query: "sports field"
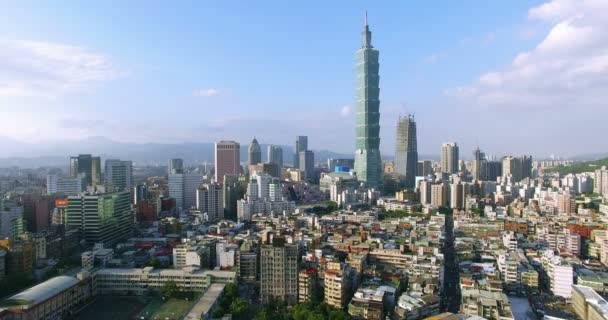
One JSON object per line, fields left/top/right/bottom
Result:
{"left": 74, "top": 296, "right": 195, "bottom": 320}
{"left": 74, "top": 296, "right": 146, "bottom": 320}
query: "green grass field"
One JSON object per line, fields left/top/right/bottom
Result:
{"left": 74, "top": 296, "right": 194, "bottom": 320}
{"left": 134, "top": 297, "right": 195, "bottom": 320}
{"left": 74, "top": 296, "right": 146, "bottom": 320}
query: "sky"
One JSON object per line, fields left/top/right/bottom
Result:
{"left": 0, "top": 0, "right": 607, "bottom": 159}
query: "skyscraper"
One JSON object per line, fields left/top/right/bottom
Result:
{"left": 104, "top": 159, "right": 133, "bottom": 192}
{"left": 472, "top": 147, "right": 487, "bottom": 181}
{"left": 441, "top": 143, "right": 459, "bottom": 174}
{"left": 168, "top": 158, "right": 184, "bottom": 175}
{"left": 248, "top": 137, "right": 262, "bottom": 166}
{"left": 70, "top": 154, "right": 102, "bottom": 187}
{"left": 354, "top": 13, "right": 382, "bottom": 189}
{"left": 394, "top": 115, "right": 418, "bottom": 188}
{"left": 215, "top": 141, "right": 241, "bottom": 183}
{"left": 294, "top": 136, "right": 308, "bottom": 168}
{"left": 169, "top": 173, "right": 203, "bottom": 210}
{"left": 267, "top": 145, "right": 284, "bottom": 168}
{"left": 299, "top": 150, "right": 315, "bottom": 183}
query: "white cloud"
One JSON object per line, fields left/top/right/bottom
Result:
{"left": 449, "top": 0, "right": 608, "bottom": 109}
{"left": 192, "top": 88, "right": 221, "bottom": 97}
{"left": 423, "top": 52, "right": 446, "bottom": 64}
{"left": 340, "top": 105, "right": 353, "bottom": 117}
{"left": 0, "top": 40, "right": 123, "bottom": 98}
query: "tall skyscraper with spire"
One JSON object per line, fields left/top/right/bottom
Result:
{"left": 354, "top": 12, "right": 382, "bottom": 189}
{"left": 395, "top": 115, "right": 417, "bottom": 188}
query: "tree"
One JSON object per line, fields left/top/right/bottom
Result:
{"left": 230, "top": 297, "right": 250, "bottom": 319}
{"left": 160, "top": 280, "right": 179, "bottom": 299}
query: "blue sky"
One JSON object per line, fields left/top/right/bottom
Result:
{"left": 1, "top": 0, "right": 607, "bottom": 158}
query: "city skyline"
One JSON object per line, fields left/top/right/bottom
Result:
{"left": 1, "top": 1, "right": 606, "bottom": 158}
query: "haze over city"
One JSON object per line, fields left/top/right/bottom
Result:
{"left": 1, "top": 1, "right": 606, "bottom": 158}
{"left": 1, "top": 2, "right": 608, "bottom": 320}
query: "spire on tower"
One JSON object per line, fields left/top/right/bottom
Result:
{"left": 361, "top": 10, "right": 372, "bottom": 48}
{"left": 365, "top": 10, "right": 368, "bottom": 26}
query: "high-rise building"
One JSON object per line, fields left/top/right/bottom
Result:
{"left": 417, "top": 160, "right": 433, "bottom": 177}
{"left": 215, "top": 141, "right": 241, "bottom": 184}
{"left": 487, "top": 161, "right": 503, "bottom": 182}
{"left": 248, "top": 137, "right": 262, "bottom": 166}
{"left": 299, "top": 150, "right": 315, "bottom": 183}
{"left": 521, "top": 155, "right": 533, "bottom": 179}
{"left": 431, "top": 182, "right": 449, "bottom": 207}
{"left": 472, "top": 147, "right": 487, "bottom": 181}
{"left": 267, "top": 145, "right": 284, "bottom": 168}
{"left": 260, "top": 237, "right": 298, "bottom": 305}
{"left": 354, "top": 14, "right": 382, "bottom": 189}
{"left": 441, "top": 143, "right": 459, "bottom": 174}
{"left": 0, "top": 199, "right": 24, "bottom": 239}
{"left": 47, "top": 174, "right": 84, "bottom": 196}
{"left": 394, "top": 115, "right": 417, "bottom": 188}
{"left": 104, "top": 159, "right": 133, "bottom": 192}
{"left": 169, "top": 173, "right": 203, "bottom": 210}
{"left": 196, "top": 183, "right": 224, "bottom": 221}
{"left": 223, "top": 175, "right": 242, "bottom": 221}
{"left": 294, "top": 136, "right": 308, "bottom": 169}
{"left": 22, "top": 195, "right": 51, "bottom": 233}
{"left": 324, "top": 262, "right": 353, "bottom": 309}
{"left": 168, "top": 158, "right": 184, "bottom": 175}
{"left": 66, "top": 191, "right": 133, "bottom": 246}
{"left": 502, "top": 156, "right": 523, "bottom": 183}
{"left": 237, "top": 173, "right": 295, "bottom": 221}
{"left": 70, "top": 154, "right": 101, "bottom": 186}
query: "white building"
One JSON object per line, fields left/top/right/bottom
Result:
{"left": 237, "top": 173, "right": 295, "bottom": 221}
{"left": 196, "top": 183, "right": 224, "bottom": 221}
{"left": 46, "top": 174, "right": 84, "bottom": 196}
{"left": 216, "top": 240, "right": 237, "bottom": 269}
{"left": 93, "top": 267, "right": 236, "bottom": 295}
{"left": 542, "top": 252, "right": 574, "bottom": 299}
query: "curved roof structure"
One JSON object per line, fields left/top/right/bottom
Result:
{"left": 2, "top": 276, "right": 80, "bottom": 308}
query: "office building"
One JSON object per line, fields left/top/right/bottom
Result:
{"left": 394, "top": 114, "right": 418, "bottom": 188}
{"left": 502, "top": 156, "right": 522, "bottom": 183}
{"left": 267, "top": 145, "right": 284, "bottom": 168}
{"left": 196, "top": 183, "right": 224, "bottom": 221}
{"left": 169, "top": 173, "right": 204, "bottom": 210}
{"left": 70, "top": 154, "right": 101, "bottom": 186}
{"left": 354, "top": 15, "right": 383, "bottom": 189}
{"left": 472, "top": 147, "right": 487, "bottom": 181}
{"left": 294, "top": 136, "right": 308, "bottom": 168}
{"left": 215, "top": 141, "right": 241, "bottom": 184}
{"left": 47, "top": 174, "right": 84, "bottom": 196}
{"left": 487, "top": 161, "right": 503, "bottom": 182}
{"left": 299, "top": 150, "right": 315, "bottom": 183}
{"left": 248, "top": 137, "right": 262, "bottom": 166}
{"left": 441, "top": 143, "right": 459, "bottom": 174}
{"left": 0, "top": 199, "right": 24, "bottom": 239}
{"left": 260, "top": 237, "right": 298, "bottom": 305}
{"left": 237, "top": 240, "right": 258, "bottom": 284}
{"left": 417, "top": 160, "right": 433, "bottom": 177}
{"left": 0, "top": 236, "right": 35, "bottom": 274}
{"left": 22, "top": 195, "right": 51, "bottom": 233}
{"left": 168, "top": 158, "right": 184, "bottom": 175}
{"left": 104, "top": 159, "right": 133, "bottom": 192}
{"left": 66, "top": 191, "right": 133, "bottom": 246}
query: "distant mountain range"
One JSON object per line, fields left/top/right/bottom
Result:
{"left": 0, "top": 136, "right": 379, "bottom": 168}
{"left": 0, "top": 136, "right": 601, "bottom": 168}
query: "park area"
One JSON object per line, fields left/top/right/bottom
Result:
{"left": 74, "top": 296, "right": 195, "bottom": 320}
